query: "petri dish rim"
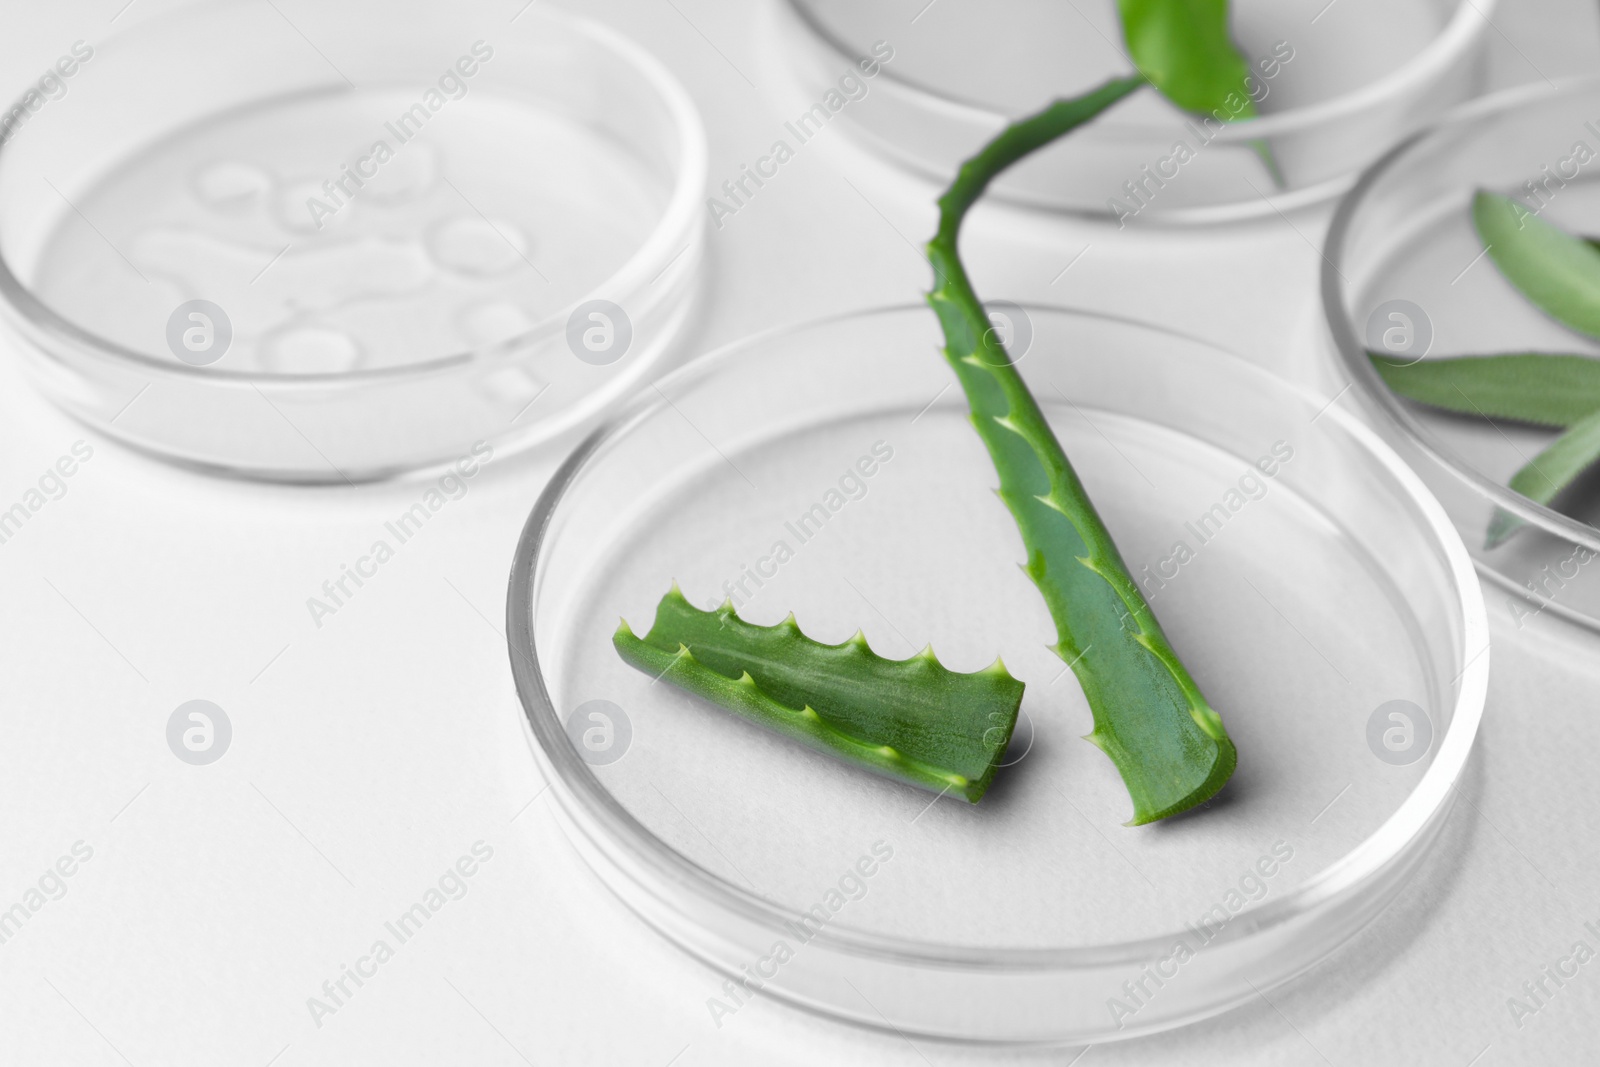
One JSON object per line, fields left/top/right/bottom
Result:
{"left": 0, "top": 0, "right": 707, "bottom": 389}
{"left": 505, "top": 302, "right": 1489, "bottom": 973}
{"left": 1322, "top": 77, "right": 1600, "bottom": 566}
{"left": 780, "top": 0, "right": 1497, "bottom": 144}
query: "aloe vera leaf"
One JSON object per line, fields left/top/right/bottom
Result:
{"left": 926, "top": 79, "right": 1235, "bottom": 826}
{"left": 1484, "top": 408, "right": 1600, "bottom": 548}
{"left": 613, "top": 585, "right": 1025, "bottom": 803}
{"left": 1474, "top": 190, "right": 1600, "bottom": 341}
{"left": 1370, "top": 351, "right": 1600, "bottom": 428}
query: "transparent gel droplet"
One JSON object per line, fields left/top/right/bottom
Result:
{"left": 277, "top": 178, "right": 346, "bottom": 235}
{"left": 193, "top": 161, "right": 273, "bottom": 212}
{"left": 364, "top": 143, "right": 440, "bottom": 206}
{"left": 259, "top": 325, "right": 364, "bottom": 374}
{"left": 428, "top": 216, "right": 529, "bottom": 277}
{"left": 32, "top": 88, "right": 668, "bottom": 376}
{"left": 459, "top": 301, "right": 536, "bottom": 348}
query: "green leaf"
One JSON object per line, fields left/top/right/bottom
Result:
{"left": 614, "top": 585, "right": 1025, "bottom": 803}
{"left": 1117, "top": 0, "right": 1256, "bottom": 118}
{"left": 1486, "top": 408, "right": 1600, "bottom": 548}
{"left": 1474, "top": 190, "right": 1600, "bottom": 341}
{"left": 1116, "top": 0, "right": 1280, "bottom": 186}
{"left": 1370, "top": 351, "right": 1600, "bottom": 428}
{"left": 927, "top": 80, "right": 1235, "bottom": 826}
{"left": 1368, "top": 351, "right": 1600, "bottom": 546}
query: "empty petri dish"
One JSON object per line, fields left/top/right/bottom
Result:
{"left": 506, "top": 305, "right": 1487, "bottom": 1044}
{"left": 767, "top": 0, "right": 1495, "bottom": 222}
{"left": 0, "top": 0, "right": 705, "bottom": 481}
{"left": 1324, "top": 78, "right": 1600, "bottom": 633}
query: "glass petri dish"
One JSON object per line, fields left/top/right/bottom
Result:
{"left": 0, "top": 0, "right": 704, "bottom": 482}
{"left": 506, "top": 305, "right": 1487, "bottom": 1044}
{"left": 1324, "top": 78, "right": 1600, "bottom": 633}
{"left": 767, "top": 0, "right": 1495, "bottom": 223}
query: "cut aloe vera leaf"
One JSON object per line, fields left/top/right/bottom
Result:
{"left": 1486, "top": 408, "right": 1600, "bottom": 548}
{"left": 1474, "top": 189, "right": 1600, "bottom": 341}
{"left": 613, "top": 586, "right": 1024, "bottom": 803}
{"left": 1370, "top": 351, "right": 1600, "bottom": 428}
{"left": 926, "top": 80, "right": 1235, "bottom": 825}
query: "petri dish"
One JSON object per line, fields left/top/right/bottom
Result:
{"left": 0, "top": 0, "right": 705, "bottom": 482}
{"left": 1323, "top": 78, "right": 1600, "bottom": 633}
{"left": 766, "top": 0, "right": 1495, "bottom": 222}
{"left": 506, "top": 305, "right": 1488, "bottom": 1044}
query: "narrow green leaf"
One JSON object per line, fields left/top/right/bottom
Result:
{"left": 614, "top": 585, "right": 1025, "bottom": 803}
{"left": 1486, "top": 408, "right": 1600, "bottom": 548}
{"left": 1474, "top": 190, "right": 1600, "bottom": 341}
{"left": 1117, "top": 0, "right": 1256, "bottom": 118}
{"left": 1370, "top": 351, "right": 1600, "bottom": 428}
{"left": 927, "top": 80, "right": 1235, "bottom": 826}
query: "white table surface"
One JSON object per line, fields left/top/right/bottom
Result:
{"left": 4, "top": 1, "right": 1600, "bottom": 1064}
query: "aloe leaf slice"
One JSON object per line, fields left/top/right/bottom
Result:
{"left": 614, "top": 585, "right": 1024, "bottom": 803}
{"left": 1370, "top": 351, "right": 1600, "bottom": 428}
{"left": 927, "top": 79, "right": 1235, "bottom": 825}
{"left": 1484, "top": 408, "right": 1600, "bottom": 548}
{"left": 1474, "top": 190, "right": 1600, "bottom": 341}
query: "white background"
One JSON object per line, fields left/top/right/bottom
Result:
{"left": 3, "top": 0, "right": 1600, "bottom": 1064}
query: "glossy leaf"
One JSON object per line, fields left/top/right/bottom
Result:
{"left": 927, "top": 79, "right": 1235, "bottom": 826}
{"left": 1475, "top": 190, "right": 1600, "bottom": 341}
{"left": 1117, "top": 0, "right": 1256, "bottom": 118}
{"left": 614, "top": 585, "right": 1024, "bottom": 803}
